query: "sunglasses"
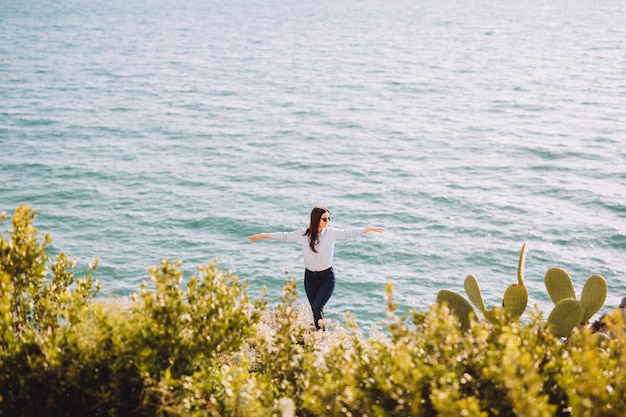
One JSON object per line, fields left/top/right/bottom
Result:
{"left": 321, "top": 217, "right": 331, "bottom": 222}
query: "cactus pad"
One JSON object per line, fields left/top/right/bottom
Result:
{"left": 545, "top": 268, "right": 576, "bottom": 304}
{"left": 580, "top": 274, "right": 607, "bottom": 324}
{"left": 464, "top": 274, "right": 486, "bottom": 312}
{"left": 437, "top": 290, "right": 475, "bottom": 332}
{"left": 503, "top": 284, "right": 528, "bottom": 319}
{"left": 517, "top": 242, "right": 527, "bottom": 286}
{"left": 548, "top": 298, "right": 583, "bottom": 338}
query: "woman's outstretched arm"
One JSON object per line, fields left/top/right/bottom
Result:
{"left": 247, "top": 233, "right": 270, "bottom": 242}
{"left": 364, "top": 227, "right": 384, "bottom": 234}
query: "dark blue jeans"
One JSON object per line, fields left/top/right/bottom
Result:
{"left": 304, "top": 267, "right": 335, "bottom": 330}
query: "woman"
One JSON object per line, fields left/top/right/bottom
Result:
{"left": 247, "top": 206, "right": 384, "bottom": 330}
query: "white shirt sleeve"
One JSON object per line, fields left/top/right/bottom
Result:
{"left": 268, "top": 229, "right": 307, "bottom": 242}
{"left": 332, "top": 227, "right": 366, "bottom": 239}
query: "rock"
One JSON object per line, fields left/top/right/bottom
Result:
{"left": 590, "top": 296, "right": 626, "bottom": 336}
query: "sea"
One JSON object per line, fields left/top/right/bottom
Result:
{"left": 1, "top": 0, "right": 625, "bottom": 331}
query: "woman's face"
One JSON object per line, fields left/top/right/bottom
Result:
{"left": 318, "top": 211, "right": 331, "bottom": 231}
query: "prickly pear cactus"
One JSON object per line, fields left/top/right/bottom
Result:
{"left": 464, "top": 242, "right": 529, "bottom": 325}
{"left": 580, "top": 274, "right": 608, "bottom": 324}
{"left": 548, "top": 298, "right": 583, "bottom": 339}
{"left": 464, "top": 274, "right": 487, "bottom": 314}
{"left": 544, "top": 268, "right": 607, "bottom": 338}
{"left": 436, "top": 290, "right": 475, "bottom": 332}
{"left": 503, "top": 283, "right": 528, "bottom": 319}
{"left": 437, "top": 242, "right": 529, "bottom": 328}
{"left": 464, "top": 274, "right": 498, "bottom": 324}
{"left": 545, "top": 268, "right": 576, "bottom": 304}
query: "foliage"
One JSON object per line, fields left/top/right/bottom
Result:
{"left": 2, "top": 205, "right": 626, "bottom": 416}
{"left": 0, "top": 206, "right": 264, "bottom": 416}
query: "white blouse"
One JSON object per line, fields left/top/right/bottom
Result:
{"left": 269, "top": 226, "right": 365, "bottom": 272}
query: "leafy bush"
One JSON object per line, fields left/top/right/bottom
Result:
{"left": 0, "top": 206, "right": 264, "bottom": 416}
{"left": 1, "top": 205, "right": 626, "bottom": 416}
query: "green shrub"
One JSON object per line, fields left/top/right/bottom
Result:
{"left": 0, "top": 206, "right": 265, "bottom": 416}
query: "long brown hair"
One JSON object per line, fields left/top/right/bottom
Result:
{"left": 304, "top": 206, "right": 329, "bottom": 253}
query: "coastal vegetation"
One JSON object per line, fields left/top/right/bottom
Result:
{"left": 1, "top": 205, "right": 625, "bottom": 416}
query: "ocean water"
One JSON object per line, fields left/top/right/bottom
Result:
{"left": 1, "top": 0, "right": 625, "bottom": 330}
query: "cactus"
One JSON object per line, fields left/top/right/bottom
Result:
{"left": 437, "top": 242, "right": 529, "bottom": 328}
{"left": 463, "top": 274, "right": 498, "bottom": 324}
{"left": 464, "top": 242, "right": 529, "bottom": 325}
{"left": 580, "top": 275, "right": 608, "bottom": 323}
{"left": 548, "top": 298, "right": 583, "bottom": 339}
{"left": 435, "top": 243, "right": 608, "bottom": 341}
{"left": 544, "top": 268, "right": 576, "bottom": 303}
{"left": 545, "top": 267, "right": 607, "bottom": 338}
{"left": 436, "top": 289, "right": 475, "bottom": 332}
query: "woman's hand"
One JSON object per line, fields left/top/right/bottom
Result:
{"left": 364, "top": 227, "right": 384, "bottom": 234}
{"left": 247, "top": 233, "right": 269, "bottom": 242}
